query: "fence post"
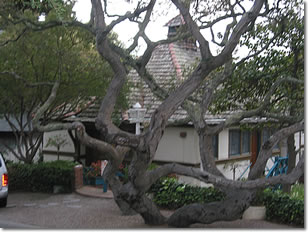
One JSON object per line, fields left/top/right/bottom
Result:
{"left": 74, "top": 164, "right": 83, "bottom": 189}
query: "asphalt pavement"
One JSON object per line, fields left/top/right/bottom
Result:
{"left": 0, "top": 189, "right": 301, "bottom": 229}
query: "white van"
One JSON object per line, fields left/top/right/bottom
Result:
{"left": 0, "top": 153, "right": 8, "bottom": 207}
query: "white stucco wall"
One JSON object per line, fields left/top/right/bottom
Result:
{"left": 154, "top": 127, "right": 200, "bottom": 164}
{"left": 216, "top": 159, "right": 251, "bottom": 180}
{"left": 42, "top": 130, "right": 88, "bottom": 161}
{"left": 218, "top": 129, "right": 229, "bottom": 160}
{"left": 294, "top": 131, "right": 304, "bottom": 152}
{"left": 43, "top": 154, "right": 75, "bottom": 162}
{"left": 43, "top": 130, "right": 75, "bottom": 153}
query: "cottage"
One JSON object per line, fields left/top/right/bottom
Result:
{"left": 41, "top": 15, "right": 304, "bottom": 183}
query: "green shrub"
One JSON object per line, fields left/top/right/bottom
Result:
{"left": 290, "top": 184, "right": 304, "bottom": 200}
{"left": 7, "top": 160, "right": 76, "bottom": 193}
{"left": 262, "top": 188, "right": 304, "bottom": 226}
{"left": 148, "top": 177, "right": 225, "bottom": 210}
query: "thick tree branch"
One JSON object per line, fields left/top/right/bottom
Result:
{"left": 248, "top": 120, "right": 304, "bottom": 180}
{"left": 172, "top": 0, "right": 212, "bottom": 60}
{"left": 145, "top": 154, "right": 303, "bottom": 192}
{"left": 0, "top": 71, "right": 55, "bottom": 87}
{"left": 217, "top": 0, "right": 265, "bottom": 61}
{"left": 215, "top": 76, "right": 304, "bottom": 131}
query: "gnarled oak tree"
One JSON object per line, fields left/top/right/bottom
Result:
{"left": 0, "top": 0, "right": 304, "bottom": 227}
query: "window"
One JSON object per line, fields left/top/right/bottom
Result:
{"left": 242, "top": 131, "right": 251, "bottom": 153}
{"left": 229, "top": 130, "right": 241, "bottom": 156}
{"left": 212, "top": 134, "right": 219, "bottom": 159}
{"left": 229, "top": 129, "right": 251, "bottom": 156}
{"left": 262, "top": 128, "right": 279, "bottom": 150}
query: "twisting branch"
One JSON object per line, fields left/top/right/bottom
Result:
{"left": 262, "top": 112, "right": 304, "bottom": 124}
{"left": 29, "top": 74, "right": 124, "bottom": 167}
{"left": 74, "top": 122, "right": 122, "bottom": 164}
{"left": 217, "top": 0, "right": 265, "bottom": 61}
{"left": 0, "top": 28, "right": 28, "bottom": 46}
{"left": 172, "top": 0, "right": 212, "bottom": 60}
{"left": 0, "top": 71, "right": 55, "bottom": 87}
{"left": 215, "top": 76, "right": 304, "bottom": 131}
{"left": 32, "top": 80, "right": 72, "bottom": 132}
{"left": 144, "top": 153, "right": 303, "bottom": 192}
{"left": 210, "top": 2, "right": 238, "bottom": 47}
{"left": 248, "top": 120, "right": 304, "bottom": 180}
{"left": 127, "top": 0, "right": 156, "bottom": 53}
{"left": 201, "top": 60, "right": 233, "bottom": 117}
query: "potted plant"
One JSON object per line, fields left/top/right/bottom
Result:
{"left": 84, "top": 161, "right": 102, "bottom": 185}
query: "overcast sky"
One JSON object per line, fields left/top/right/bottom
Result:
{"left": 72, "top": 0, "right": 256, "bottom": 57}
{"left": 73, "top": 0, "right": 179, "bottom": 54}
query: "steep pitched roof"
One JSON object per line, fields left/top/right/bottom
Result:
{"left": 128, "top": 40, "right": 201, "bottom": 123}
{"left": 73, "top": 39, "right": 202, "bottom": 124}
{"left": 70, "top": 15, "right": 238, "bottom": 125}
{"left": 165, "top": 14, "right": 185, "bottom": 27}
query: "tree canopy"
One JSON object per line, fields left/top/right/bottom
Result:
{"left": 0, "top": 4, "right": 128, "bottom": 162}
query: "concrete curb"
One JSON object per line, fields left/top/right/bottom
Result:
{"left": 0, "top": 219, "right": 42, "bottom": 229}
{"left": 75, "top": 186, "right": 114, "bottom": 199}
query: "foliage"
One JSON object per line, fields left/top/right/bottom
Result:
{"left": 260, "top": 188, "right": 304, "bottom": 226}
{"left": 148, "top": 177, "right": 225, "bottom": 210}
{"left": 0, "top": 2, "right": 130, "bottom": 120}
{"left": 211, "top": 1, "right": 304, "bottom": 118}
{"left": 0, "top": 5, "right": 129, "bottom": 163}
{"left": 7, "top": 160, "right": 76, "bottom": 193}
{"left": 290, "top": 183, "right": 304, "bottom": 200}
{"left": 0, "top": 20, "right": 113, "bottom": 116}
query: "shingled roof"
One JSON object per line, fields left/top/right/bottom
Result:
{"left": 70, "top": 15, "right": 202, "bottom": 124}
{"left": 70, "top": 15, "right": 227, "bottom": 125}
{"left": 68, "top": 15, "right": 266, "bottom": 126}
{"left": 128, "top": 41, "right": 201, "bottom": 123}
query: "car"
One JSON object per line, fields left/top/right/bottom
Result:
{"left": 0, "top": 153, "right": 8, "bottom": 207}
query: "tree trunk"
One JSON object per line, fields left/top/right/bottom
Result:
{"left": 167, "top": 189, "right": 256, "bottom": 227}
{"left": 199, "top": 133, "right": 224, "bottom": 177}
{"left": 116, "top": 151, "right": 166, "bottom": 225}
{"left": 117, "top": 181, "right": 166, "bottom": 225}
{"left": 282, "top": 134, "right": 296, "bottom": 193}
{"left": 103, "top": 162, "right": 137, "bottom": 215}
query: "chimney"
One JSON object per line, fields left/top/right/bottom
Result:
{"left": 165, "top": 14, "right": 197, "bottom": 51}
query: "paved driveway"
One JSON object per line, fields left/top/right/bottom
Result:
{"left": 0, "top": 192, "right": 299, "bottom": 229}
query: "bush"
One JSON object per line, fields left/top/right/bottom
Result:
{"left": 290, "top": 183, "right": 304, "bottom": 200}
{"left": 262, "top": 188, "right": 304, "bottom": 226}
{"left": 7, "top": 160, "right": 76, "bottom": 193}
{"left": 148, "top": 177, "right": 225, "bottom": 210}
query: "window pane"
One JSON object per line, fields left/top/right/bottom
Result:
{"left": 242, "top": 131, "right": 251, "bottom": 153}
{"left": 230, "top": 130, "right": 240, "bottom": 156}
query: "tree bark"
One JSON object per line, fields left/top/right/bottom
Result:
{"left": 167, "top": 189, "right": 256, "bottom": 227}
{"left": 248, "top": 121, "right": 304, "bottom": 180}
{"left": 199, "top": 133, "right": 224, "bottom": 177}
{"left": 282, "top": 134, "right": 296, "bottom": 193}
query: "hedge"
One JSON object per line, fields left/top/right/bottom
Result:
{"left": 7, "top": 160, "right": 76, "bottom": 193}
{"left": 148, "top": 177, "right": 304, "bottom": 227}
{"left": 148, "top": 177, "right": 225, "bottom": 210}
{"left": 262, "top": 189, "right": 304, "bottom": 226}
